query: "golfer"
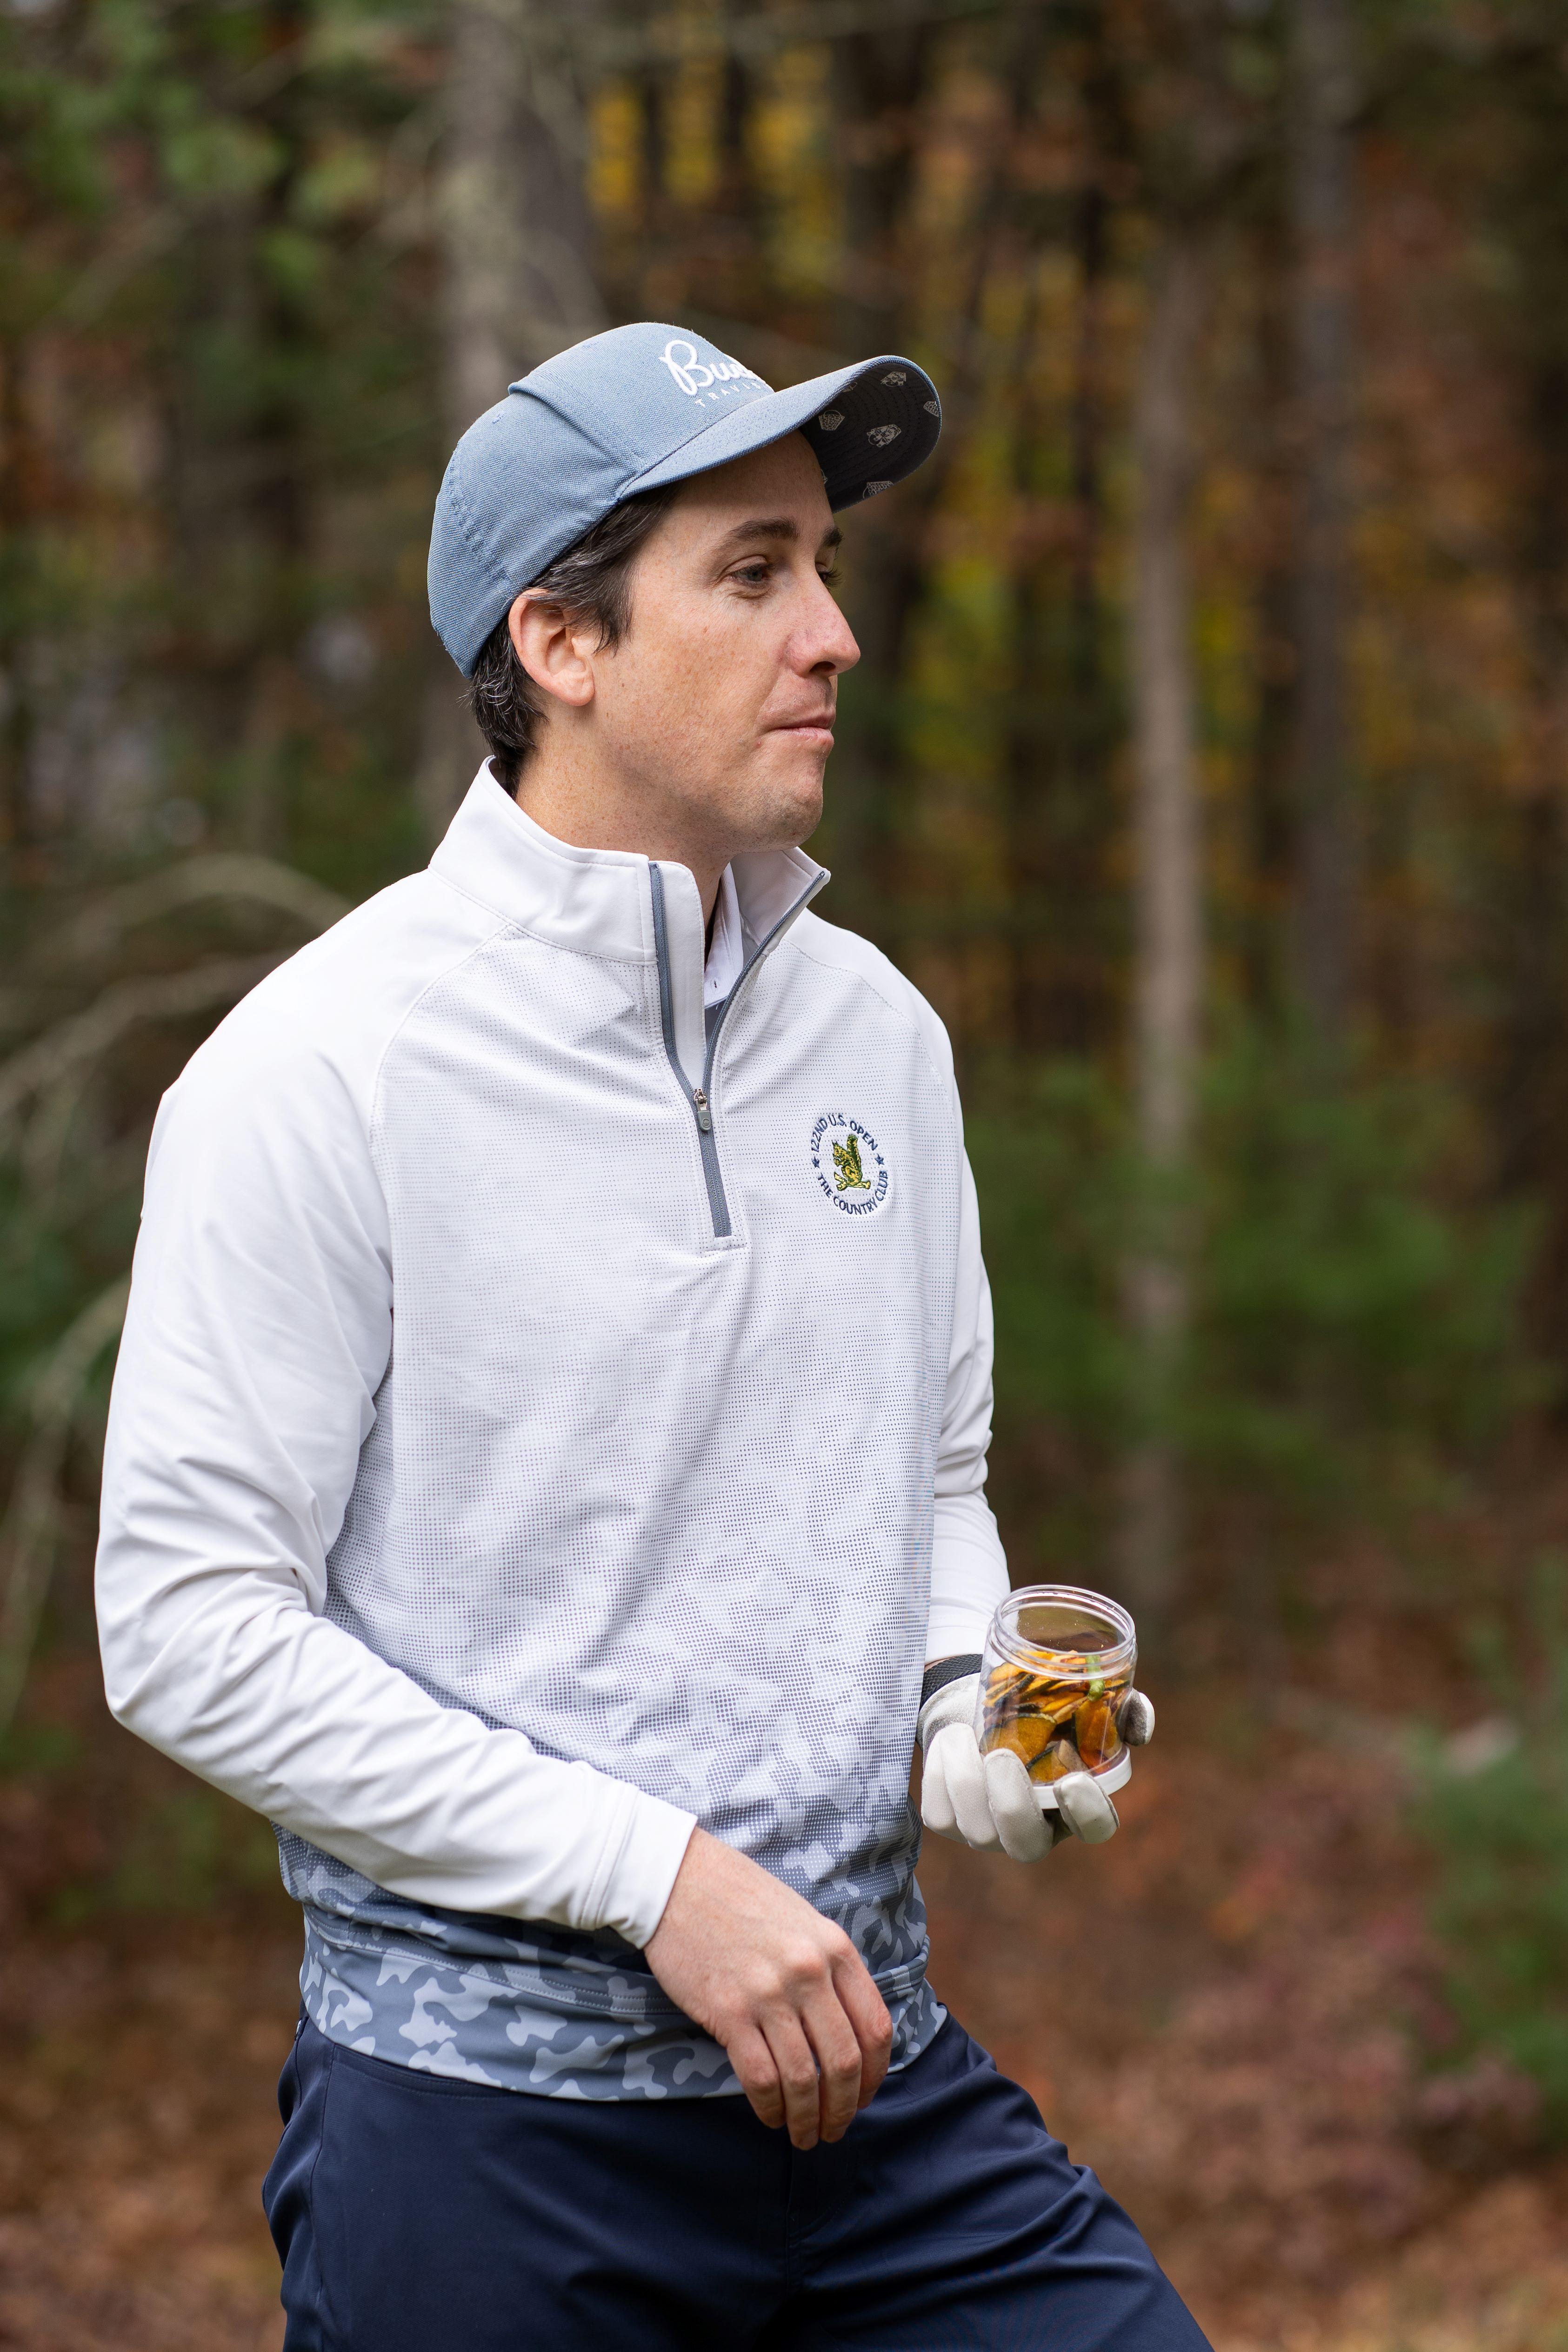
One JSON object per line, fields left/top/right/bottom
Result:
{"left": 96, "top": 322, "right": 1208, "bottom": 2349}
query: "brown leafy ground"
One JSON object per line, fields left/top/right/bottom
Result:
{"left": 0, "top": 1650, "right": 1564, "bottom": 2350}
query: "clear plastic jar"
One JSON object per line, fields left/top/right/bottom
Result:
{"left": 975, "top": 1584, "right": 1137, "bottom": 1808}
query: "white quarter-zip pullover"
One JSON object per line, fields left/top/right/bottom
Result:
{"left": 96, "top": 768, "right": 1008, "bottom": 2093}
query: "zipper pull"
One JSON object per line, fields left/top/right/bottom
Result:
{"left": 692, "top": 1086, "right": 713, "bottom": 1133}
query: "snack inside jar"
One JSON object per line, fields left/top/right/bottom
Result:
{"left": 976, "top": 1588, "right": 1136, "bottom": 1802}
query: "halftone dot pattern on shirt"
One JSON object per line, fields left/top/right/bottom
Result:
{"left": 282, "top": 916, "right": 965, "bottom": 2093}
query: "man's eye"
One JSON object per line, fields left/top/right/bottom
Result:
{"left": 732, "top": 562, "right": 771, "bottom": 586}
{"left": 818, "top": 564, "right": 842, "bottom": 590}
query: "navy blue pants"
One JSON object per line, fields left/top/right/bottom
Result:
{"left": 263, "top": 2012, "right": 1210, "bottom": 2351}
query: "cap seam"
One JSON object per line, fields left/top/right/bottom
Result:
{"left": 510, "top": 382, "right": 642, "bottom": 476}
{"left": 443, "top": 466, "right": 517, "bottom": 603}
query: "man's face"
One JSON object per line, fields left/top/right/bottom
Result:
{"left": 585, "top": 434, "right": 860, "bottom": 857}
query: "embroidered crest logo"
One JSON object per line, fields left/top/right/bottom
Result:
{"left": 832, "top": 1135, "right": 870, "bottom": 1192}
{"left": 810, "top": 1113, "right": 891, "bottom": 1218}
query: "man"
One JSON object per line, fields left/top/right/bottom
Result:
{"left": 96, "top": 322, "right": 1206, "bottom": 2349}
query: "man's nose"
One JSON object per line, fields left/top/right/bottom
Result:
{"left": 801, "top": 574, "right": 861, "bottom": 676}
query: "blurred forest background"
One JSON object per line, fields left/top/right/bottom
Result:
{"left": 6, "top": 0, "right": 1568, "bottom": 2343}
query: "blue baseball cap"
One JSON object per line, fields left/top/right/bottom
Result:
{"left": 427, "top": 321, "right": 942, "bottom": 675}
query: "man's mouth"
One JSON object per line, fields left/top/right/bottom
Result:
{"left": 768, "top": 714, "right": 835, "bottom": 737}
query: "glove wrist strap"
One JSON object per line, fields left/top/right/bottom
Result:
{"left": 919, "top": 1653, "right": 983, "bottom": 1708}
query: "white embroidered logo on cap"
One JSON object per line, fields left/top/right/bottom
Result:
{"left": 816, "top": 410, "right": 845, "bottom": 431}
{"left": 867, "top": 423, "right": 902, "bottom": 448}
{"left": 862, "top": 479, "right": 893, "bottom": 498}
{"left": 659, "top": 338, "right": 765, "bottom": 399}
{"left": 924, "top": 399, "right": 941, "bottom": 415}
{"left": 881, "top": 369, "right": 907, "bottom": 385}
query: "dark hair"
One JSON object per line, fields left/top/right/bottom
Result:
{"left": 465, "top": 484, "right": 680, "bottom": 792}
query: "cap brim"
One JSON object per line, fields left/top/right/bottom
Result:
{"left": 621, "top": 354, "right": 941, "bottom": 509}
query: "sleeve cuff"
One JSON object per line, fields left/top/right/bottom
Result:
{"left": 925, "top": 1543, "right": 1007, "bottom": 1662}
{"left": 587, "top": 1781, "right": 698, "bottom": 1950}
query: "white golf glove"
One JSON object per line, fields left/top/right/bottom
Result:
{"left": 917, "top": 1655, "right": 1155, "bottom": 1864}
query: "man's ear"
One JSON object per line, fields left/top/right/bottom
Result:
{"left": 507, "top": 592, "right": 597, "bottom": 712}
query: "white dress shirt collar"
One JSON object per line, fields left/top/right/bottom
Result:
{"left": 703, "top": 866, "right": 745, "bottom": 1009}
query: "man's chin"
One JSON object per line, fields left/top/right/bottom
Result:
{"left": 733, "top": 749, "right": 825, "bottom": 852}
{"left": 768, "top": 785, "right": 827, "bottom": 855}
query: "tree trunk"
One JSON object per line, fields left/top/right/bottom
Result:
{"left": 440, "top": 0, "right": 606, "bottom": 421}
{"left": 1244, "top": 205, "right": 1297, "bottom": 1021}
{"left": 1288, "top": 0, "right": 1355, "bottom": 1047}
{"left": 1492, "top": 345, "right": 1568, "bottom": 1364}
{"left": 825, "top": 25, "right": 934, "bottom": 922}
{"left": 1002, "top": 23, "right": 1125, "bottom": 1060}
{"left": 0, "top": 339, "right": 38, "bottom": 873}
{"left": 418, "top": 0, "right": 607, "bottom": 839}
{"left": 1476, "top": 47, "right": 1568, "bottom": 1379}
{"left": 239, "top": 0, "right": 312, "bottom": 862}
{"left": 1119, "top": 224, "right": 1210, "bottom": 1627}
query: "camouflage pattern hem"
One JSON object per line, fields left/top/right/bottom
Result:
{"left": 299, "top": 1913, "right": 947, "bottom": 2098}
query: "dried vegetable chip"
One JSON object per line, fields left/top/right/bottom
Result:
{"left": 979, "top": 1641, "right": 1133, "bottom": 1785}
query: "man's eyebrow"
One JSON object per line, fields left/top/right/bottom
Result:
{"left": 714, "top": 516, "right": 800, "bottom": 552}
{"left": 713, "top": 518, "right": 843, "bottom": 556}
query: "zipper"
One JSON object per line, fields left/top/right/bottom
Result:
{"left": 647, "top": 859, "right": 824, "bottom": 1238}
{"left": 648, "top": 862, "right": 732, "bottom": 1234}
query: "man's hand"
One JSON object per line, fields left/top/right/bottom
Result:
{"left": 917, "top": 1667, "right": 1154, "bottom": 1860}
{"left": 645, "top": 1827, "right": 893, "bottom": 2152}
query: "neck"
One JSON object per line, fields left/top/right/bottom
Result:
{"left": 510, "top": 741, "right": 729, "bottom": 923}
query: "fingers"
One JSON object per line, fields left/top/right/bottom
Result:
{"left": 728, "top": 2023, "right": 786, "bottom": 2133}
{"left": 1118, "top": 1689, "right": 1156, "bottom": 1747}
{"left": 832, "top": 1951, "right": 894, "bottom": 2111}
{"left": 1055, "top": 1769, "right": 1119, "bottom": 1844}
{"left": 983, "top": 1748, "right": 1056, "bottom": 1862}
{"left": 800, "top": 1971, "right": 874, "bottom": 2143}
{"left": 919, "top": 1730, "right": 961, "bottom": 1840}
{"left": 933, "top": 1724, "right": 1001, "bottom": 1850}
{"left": 761, "top": 2009, "right": 832, "bottom": 2151}
{"left": 926, "top": 1725, "right": 1127, "bottom": 1858}
{"left": 642, "top": 1832, "right": 890, "bottom": 2148}
{"left": 925, "top": 1729, "right": 1062, "bottom": 1862}
{"left": 749, "top": 1935, "right": 890, "bottom": 2149}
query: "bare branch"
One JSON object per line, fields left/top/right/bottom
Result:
{"left": 35, "top": 855, "right": 350, "bottom": 975}
{"left": 0, "top": 1276, "right": 132, "bottom": 1736}
{"left": 0, "top": 957, "right": 281, "bottom": 1144}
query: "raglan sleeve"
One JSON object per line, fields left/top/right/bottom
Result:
{"left": 94, "top": 1015, "right": 695, "bottom": 1948}
{"left": 927, "top": 1146, "right": 1011, "bottom": 1664}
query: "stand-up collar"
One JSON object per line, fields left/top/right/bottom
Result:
{"left": 431, "top": 765, "right": 658, "bottom": 961}
{"left": 429, "top": 764, "right": 826, "bottom": 969}
{"left": 704, "top": 867, "right": 744, "bottom": 1009}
